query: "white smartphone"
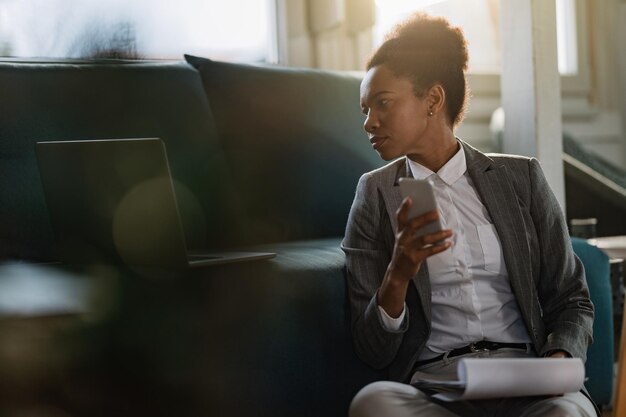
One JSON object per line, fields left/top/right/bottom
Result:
{"left": 398, "top": 178, "right": 443, "bottom": 239}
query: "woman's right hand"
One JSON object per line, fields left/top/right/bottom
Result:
{"left": 377, "top": 197, "right": 453, "bottom": 318}
{"left": 389, "top": 197, "right": 453, "bottom": 282}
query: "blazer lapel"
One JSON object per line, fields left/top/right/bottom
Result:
{"left": 463, "top": 142, "right": 534, "bottom": 317}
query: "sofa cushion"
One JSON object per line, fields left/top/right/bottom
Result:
{"left": 185, "top": 55, "right": 382, "bottom": 246}
{"left": 192, "top": 238, "right": 381, "bottom": 416}
{"left": 0, "top": 60, "right": 230, "bottom": 261}
{"left": 51, "top": 238, "right": 381, "bottom": 416}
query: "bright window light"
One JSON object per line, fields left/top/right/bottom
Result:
{"left": 556, "top": 0, "right": 578, "bottom": 75}
{"left": 374, "top": 0, "right": 578, "bottom": 75}
{"left": 0, "top": 0, "right": 272, "bottom": 62}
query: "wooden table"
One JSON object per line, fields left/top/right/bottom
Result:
{"left": 616, "top": 298, "right": 626, "bottom": 415}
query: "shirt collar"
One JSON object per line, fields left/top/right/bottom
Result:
{"left": 407, "top": 142, "right": 467, "bottom": 185}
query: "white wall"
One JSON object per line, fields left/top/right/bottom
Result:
{"left": 277, "top": 0, "right": 626, "bottom": 169}
{"left": 460, "top": 0, "right": 625, "bottom": 170}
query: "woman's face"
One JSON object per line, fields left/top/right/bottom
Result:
{"left": 360, "top": 65, "right": 431, "bottom": 161}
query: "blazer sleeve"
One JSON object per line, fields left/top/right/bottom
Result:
{"left": 341, "top": 173, "right": 408, "bottom": 369}
{"left": 528, "top": 158, "right": 594, "bottom": 360}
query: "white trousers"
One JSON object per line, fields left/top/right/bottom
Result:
{"left": 350, "top": 350, "right": 597, "bottom": 417}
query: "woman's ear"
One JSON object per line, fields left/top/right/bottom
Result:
{"left": 427, "top": 85, "right": 446, "bottom": 115}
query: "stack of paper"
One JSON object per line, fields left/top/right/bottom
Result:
{"left": 411, "top": 358, "right": 585, "bottom": 401}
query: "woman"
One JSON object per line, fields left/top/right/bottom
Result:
{"left": 342, "top": 12, "right": 597, "bottom": 417}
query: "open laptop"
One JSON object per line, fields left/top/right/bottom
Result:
{"left": 35, "top": 138, "right": 275, "bottom": 269}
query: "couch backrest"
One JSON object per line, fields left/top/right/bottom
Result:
{"left": 186, "top": 56, "right": 383, "bottom": 246}
{"left": 1, "top": 58, "right": 384, "bottom": 261}
{"left": 0, "top": 60, "right": 228, "bottom": 261}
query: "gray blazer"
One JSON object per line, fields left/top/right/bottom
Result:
{"left": 342, "top": 140, "right": 594, "bottom": 383}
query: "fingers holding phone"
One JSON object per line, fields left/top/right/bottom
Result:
{"left": 397, "top": 206, "right": 452, "bottom": 257}
{"left": 378, "top": 180, "right": 454, "bottom": 316}
{"left": 391, "top": 179, "right": 453, "bottom": 279}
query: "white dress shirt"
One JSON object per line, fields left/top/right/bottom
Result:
{"left": 378, "top": 144, "right": 531, "bottom": 359}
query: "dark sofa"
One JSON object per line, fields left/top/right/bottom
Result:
{"left": 0, "top": 57, "right": 384, "bottom": 416}
{"left": 0, "top": 57, "right": 614, "bottom": 416}
{"left": 1, "top": 57, "right": 384, "bottom": 258}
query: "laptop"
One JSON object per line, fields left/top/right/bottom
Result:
{"left": 35, "top": 138, "right": 275, "bottom": 269}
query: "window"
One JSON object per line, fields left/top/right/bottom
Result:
{"left": 374, "top": 0, "right": 578, "bottom": 75}
{"left": 0, "top": 0, "right": 273, "bottom": 62}
{"left": 556, "top": 0, "right": 578, "bottom": 75}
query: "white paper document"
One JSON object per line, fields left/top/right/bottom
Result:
{"left": 411, "top": 358, "right": 585, "bottom": 401}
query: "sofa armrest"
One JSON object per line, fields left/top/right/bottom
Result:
{"left": 572, "top": 237, "right": 614, "bottom": 406}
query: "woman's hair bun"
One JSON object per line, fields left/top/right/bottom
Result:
{"left": 385, "top": 12, "right": 469, "bottom": 72}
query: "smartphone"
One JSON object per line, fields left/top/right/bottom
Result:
{"left": 398, "top": 178, "right": 443, "bottom": 239}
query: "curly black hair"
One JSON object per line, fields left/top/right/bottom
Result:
{"left": 367, "top": 12, "right": 469, "bottom": 127}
